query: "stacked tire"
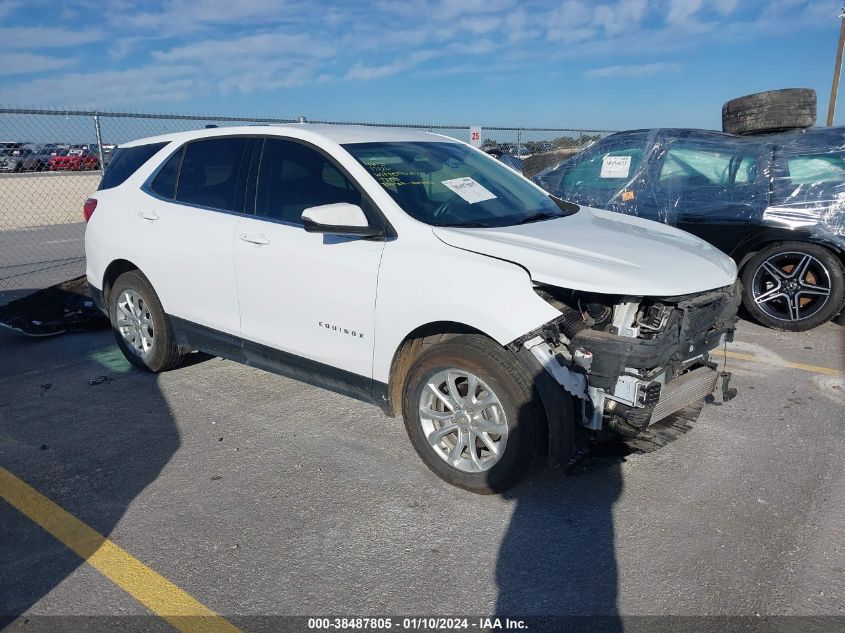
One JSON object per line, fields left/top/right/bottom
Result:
{"left": 722, "top": 88, "right": 816, "bottom": 135}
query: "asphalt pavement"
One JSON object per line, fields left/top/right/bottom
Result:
{"left": 0, "top": 318, "right": 843, "bottom": 631}
{"left": 0, "top": 223, "right": 85, "bottom": 299}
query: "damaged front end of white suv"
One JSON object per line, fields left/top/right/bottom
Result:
{"left": 511, "top": 281, "right": 740, "bottom": 459}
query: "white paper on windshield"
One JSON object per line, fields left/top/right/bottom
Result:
{"left": 600, "top": 155, "right": 631, "bottom": 178}
{"left": 442, "top": 177, "right": 497, "bottom": 204}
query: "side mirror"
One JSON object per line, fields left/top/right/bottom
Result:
{"left": 301, "top": 203, "right": 383, "bottom": 237}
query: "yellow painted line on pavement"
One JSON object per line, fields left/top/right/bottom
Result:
{"left": 0, "top": 466, "right": 242, "bottom": 633}
{"left": 723, "top": 350, "right": 844, "bottom": 377}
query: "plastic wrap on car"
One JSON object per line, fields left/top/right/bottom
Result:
{"left": 496, "top": 153, "right": 524, "bottom": 172}
{"left": 533, "top": 127, "right": 845, "bottom": 251}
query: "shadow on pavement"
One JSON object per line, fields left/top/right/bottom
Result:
{"left": 0, "top": 328, "right": 179, "bottom": 626}
{"left": 495, "top": 403, "right": 624, "bottom": 632}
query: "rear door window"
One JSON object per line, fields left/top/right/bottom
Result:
{"left": 99, "top": 142, "right": 167, "bottom": 190}
{"left": 772, "top": 148, "right": 845, "bottom": 206}
{"left": 785, "top": 153, "right": 845, "bottom": 185}
{"left": 174, "top": 137, "right": 251, "bottom": 212}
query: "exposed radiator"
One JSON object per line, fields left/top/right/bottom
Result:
{"left": 651, "top": 366, "right": 718, "bottom": 425}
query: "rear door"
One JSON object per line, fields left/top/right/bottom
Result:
{"left": 655, "top": 136, "right": 767, "bottom": 255}
{"left": 134, "top": 136, "right": 254, "bottom": 337}
{"left": 233, "top": 137, "right": 385, "bottom": 387}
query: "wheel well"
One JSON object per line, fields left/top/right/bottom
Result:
{"left": 386, "top": 321, "right": 552, "bottom": 459}
{"left": 735, "top": 239, "right": 845, "bottom": 273}
{"left": 385, "top": 322, "right": 488, "bottom": 418}
{"left": 102, "top": 259, "right": 139, "bottom": 306}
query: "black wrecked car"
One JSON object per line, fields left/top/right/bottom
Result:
{"left": 534, "top": 127, "right": 845, "bottom": 331}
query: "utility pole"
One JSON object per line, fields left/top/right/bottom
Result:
{"left": 827, "top": 7, "right": 845, "bottom": 127}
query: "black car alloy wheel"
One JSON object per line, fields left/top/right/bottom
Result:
{"left": 751, "top": 251, "right": 831, "bottom": 322}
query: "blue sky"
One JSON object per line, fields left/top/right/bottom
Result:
{"left": 0, "top": 0, "right": 840, "bottom": 130}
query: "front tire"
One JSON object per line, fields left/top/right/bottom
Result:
{"left": 402, "top": 334, "right": 541, "bottom": 494}
{"left": 741, "top": 241, "right": 844, "bottom": 331}
{"left": 109, "top": 270, "right": 184, "bottom": 372}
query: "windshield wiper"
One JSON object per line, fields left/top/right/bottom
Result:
{"left": 512, "top": 211, "right": 565, "bottom": 225}
{"left": 432, "top": 220, "right": 491, "bottom": 228}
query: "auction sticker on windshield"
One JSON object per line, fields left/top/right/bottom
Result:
{"left": 600, "top": 155, "right": 632, "bottom": 178}
{"left": 442, "top": 177, "right": 497, "bottom": 204}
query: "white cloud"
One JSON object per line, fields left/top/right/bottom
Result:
{"left": 0, "top": 52, "right": 73, "bottom": 76}
{"left": 713, "top": 0, "right": 740, "bottom": 15}
{"left": 113, "top": 0, "right": 311, "bottom": 31}
{"left": 346, "top": 50, "right": 439, "bottom": 81}
{"left": 594, "top": 0, "right": 648, "bottom": 34}
{"left": 547, "top": 0, "right": 649, "bottom": 41}
{"left": 666, "top": 0, "right": 704, "bottom": 25}
{"left": 0, "top": 65, "right": 195, "bottom": 107}
{"left": 152, "top": 33, "right": 334, "bottom": 63}
{"left": 0, "top": 0, "right": 833, "bottom": 110}
{"left": 584, "top": 61, "right": 681, "bottom": 77}
{"left": 0, "top": 26, "right": 103, "bottom": 49}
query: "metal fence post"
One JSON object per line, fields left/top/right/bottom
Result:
{"left": 93, "top": 113, "right": 105, "bottom": 176}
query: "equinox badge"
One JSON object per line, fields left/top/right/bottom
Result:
{"left": 319, "top": 321, "right": 364, "bottom": 338}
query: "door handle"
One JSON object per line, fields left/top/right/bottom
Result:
{"left": 138, "top": 210, "right": 159, "bottom": 221}
{"left": 239, "top": 233, "right": 270, "bottom": 246}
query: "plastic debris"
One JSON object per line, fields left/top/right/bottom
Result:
{"left": 0, "top": 276, "right": 109, "bottom": 337}
{"left": 88, "top": 375, "right": 115, "bottom": 386}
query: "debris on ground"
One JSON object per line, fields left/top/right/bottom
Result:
{"left": 0, "top": 276, "right": 109, "bottom": 337}
{"left": 88, "top": 375, "right": 115, "bottom": 386}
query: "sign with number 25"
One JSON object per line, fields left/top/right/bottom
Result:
{"left": 469, "top": 126, "right": 482, "bottom": 148}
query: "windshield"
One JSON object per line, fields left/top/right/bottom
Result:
{"left": 343, "top": 141, "right": 575, "bottom": 227}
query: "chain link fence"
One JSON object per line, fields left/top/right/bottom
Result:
{"left": 0, "top": 107, "right": 613, "bottom": 297}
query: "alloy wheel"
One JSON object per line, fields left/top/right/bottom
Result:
{"left": 751, "top": 251, "right": 832, "bottom": 322}
{"left": 418, "top": 369, "right": 508, "bottom": 473}
{"left": 116, "top": 289, "right": 154, "bottom": 357}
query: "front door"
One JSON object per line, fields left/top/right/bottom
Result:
{"left": 233, "top": 138, "right": 385, "bottom": 393}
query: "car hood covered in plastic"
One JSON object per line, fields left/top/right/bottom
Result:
{"left": 432, "top": 206, "right": 737, "bottom": 297}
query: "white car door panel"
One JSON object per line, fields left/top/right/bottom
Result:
{"left": 234, "top": 220, "right": 384, "bottom": 377}
{"left": 233, "top": 137, "right": 385, "bottom": 379}
{"left": 134, "top": 197, "right": 241, "bottom": 335}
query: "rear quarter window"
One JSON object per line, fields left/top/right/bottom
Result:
{"left": 99, "top": 142, "right": 167, "bottom": 190}
{"left": 785, "top": 153, "right": 845, "bottom": 185}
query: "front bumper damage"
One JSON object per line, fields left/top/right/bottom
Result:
{"left": 514, "top": 281, "right": 741, "bottom": 460}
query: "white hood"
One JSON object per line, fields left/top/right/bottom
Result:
{"left": 433, "top": 206, "right": 737, "bottom": 296}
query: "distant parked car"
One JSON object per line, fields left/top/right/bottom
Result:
{"left": 534, "top": 127, "right": 845, "bottom": 331}
{"left": 0, "top": 148, "right": 35, "bottom": 172}
{"left": 49, "top": 148, "right": 100, "bottom": 171}
{"left": 483, "top": 146, "right": 523, "bottom": 172}
{"left": 21, "top": 149, "right": 64, "bottom": 172}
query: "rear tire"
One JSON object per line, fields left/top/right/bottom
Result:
{"left": 722, "top": 88, "right": 816, "bottom": 135}
{"left": 109, "top": 270, "right": 184, "bottom": 372}
{"left": 402, "top": 334, "right": 541, "bottom": 494}
{"left": 741, "top": 242, "right": 844, "bottom": 331}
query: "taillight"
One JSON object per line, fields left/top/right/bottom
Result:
{"left": 83, "top": 198, "right": 98, "bottom": 222}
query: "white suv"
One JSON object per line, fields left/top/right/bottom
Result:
{"left": 85, "top": 124, "right": 740, "bottom": 493}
